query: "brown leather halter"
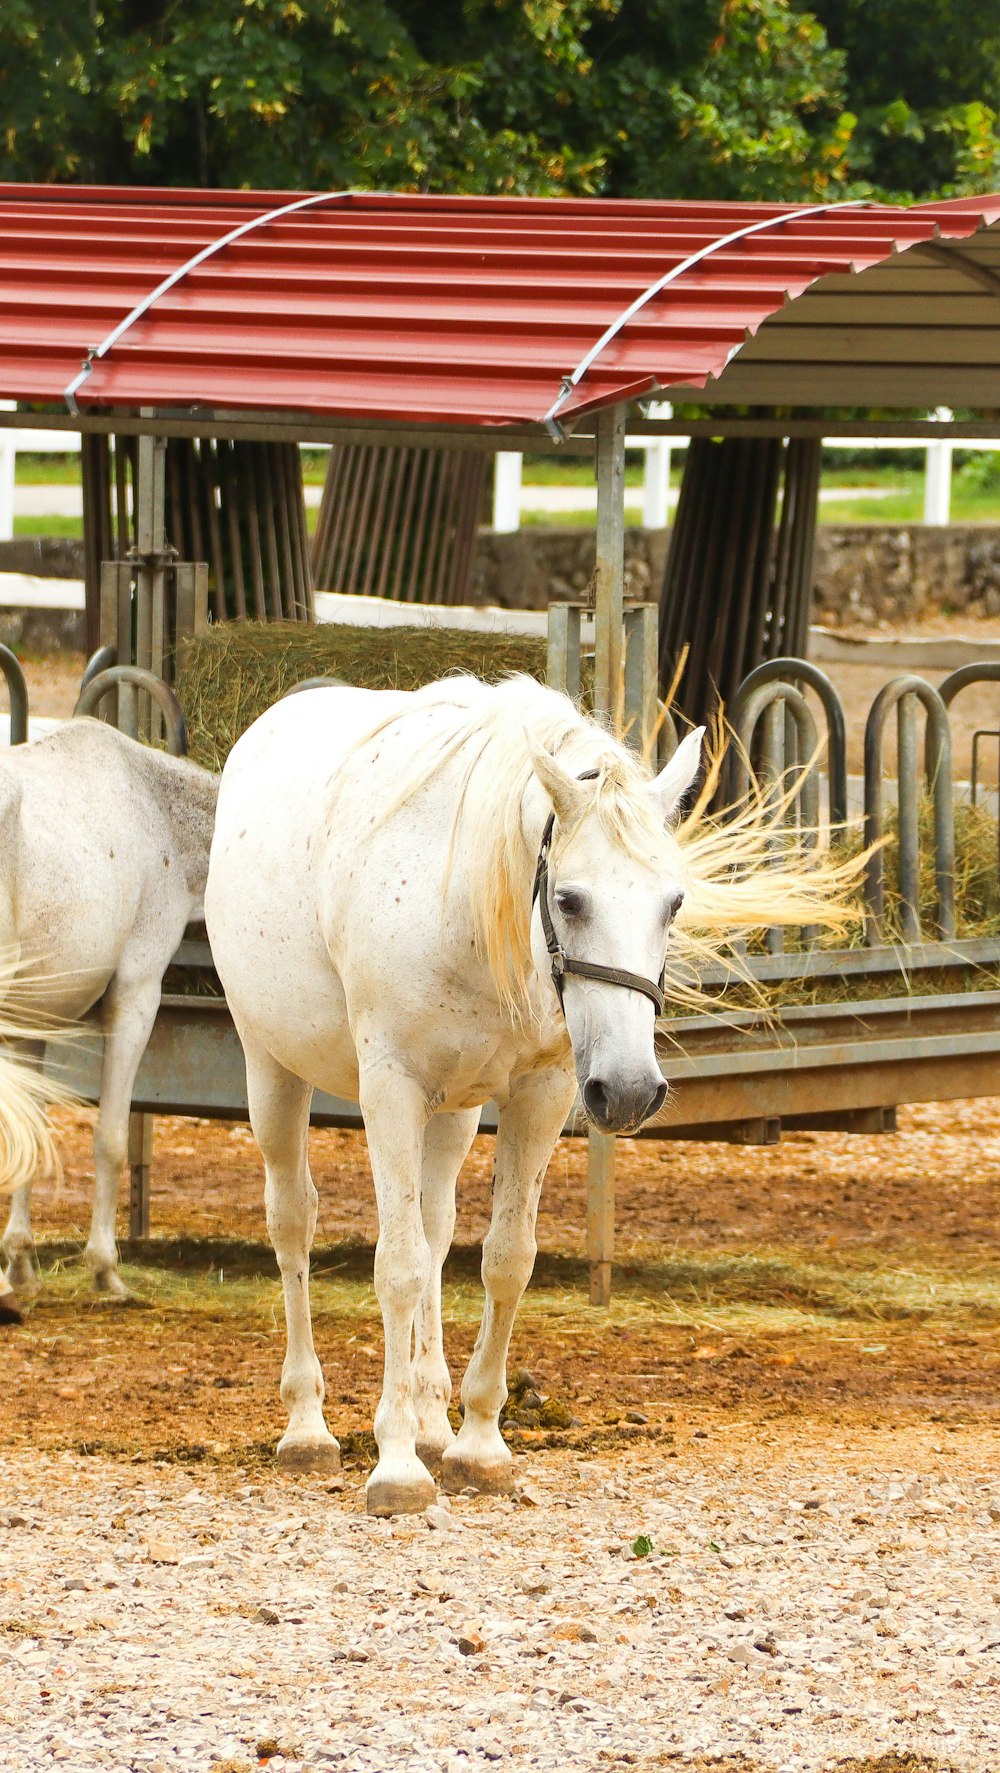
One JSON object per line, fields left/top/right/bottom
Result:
{"left": 531, "top": 771, "right": 667, "bottom": 1018}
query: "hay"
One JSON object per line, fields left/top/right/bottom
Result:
{"left": 175, "top": 621, "right": 552, "bottom": 772}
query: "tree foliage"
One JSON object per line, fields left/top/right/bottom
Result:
{"left": 0, "top": 0, "right": 997, "bottom": 202}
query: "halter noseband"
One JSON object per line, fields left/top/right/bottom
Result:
{"left": 531, "top": 770, "right": 667, "bottom": 1018}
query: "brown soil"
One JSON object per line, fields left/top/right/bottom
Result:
{"left": 19, "top": 649, "right": 88, "bottom": 720}
{"left": 7, "top": 1097, "right": 1000, "bottom": 1470}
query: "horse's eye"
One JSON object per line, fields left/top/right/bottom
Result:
{"left": 664, "top": 889, "right": 684, "bottom": 925}
{"left": 556, "top": 888, "right": 584, "bottom": 918}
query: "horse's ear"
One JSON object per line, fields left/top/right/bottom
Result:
{"left": 648, "top": 726, "right": 705, "bottom": 825}
{"left": 528, "top": 738, "right": 587, "bottom": 824}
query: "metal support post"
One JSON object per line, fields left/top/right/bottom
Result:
{"left": 588, "top": 402, "right": 628, "bottom": 1304}
{"left": 128, "top": 1111, "right": 152, "bottom": 1240}
{"left": 623, "top": 602, "right": 660, "bottom": 758}
{"left": 593, "top": 404, "right": 627, "bottom": 728}
{"left": 134, "top": 427, "right": 169, "bottom": 738}
{"left": 547, "top": 602, "right": 584, "bottom": 703}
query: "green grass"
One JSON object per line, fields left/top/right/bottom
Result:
{"left": 33, "top": 1235, "right": 1000, "bottom": 1336}
{"left": 13, "top": 514, "right": 83, "bottom": 539}
{"left": 13, "top": 454, "right": 81, "bottom": 486}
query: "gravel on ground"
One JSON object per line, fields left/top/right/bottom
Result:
{"left": 2, "top": 1423, "right": 997, "bottom": 1773}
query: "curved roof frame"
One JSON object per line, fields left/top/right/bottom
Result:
{"left": 3, "top": 185, "right": 1000, "bottom": 439}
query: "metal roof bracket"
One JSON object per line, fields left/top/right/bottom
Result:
{"left": 63, "top": 187, "right": 365, "bottom": 413}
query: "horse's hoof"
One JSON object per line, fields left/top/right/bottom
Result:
{"left": 0, "top": 1290, "right": 23, "bottom": 1326}
{"left": 92, "top": 1268, "right": 131, "bottom": 1302}
{"left": 415, "top": 1436, "right": 456, "bottom": 1475}
{"left": 5, "top": 1257, "right": 39, "bottom": 1299}
{"left": 440, "top": 1449, "right": 514, "bottom": 1496}
{"left": 365, "top": 1461, "right": 436, "bottom": 1517}
{"left": 276, "top": 1435, "right": 341, "bottom": 1473}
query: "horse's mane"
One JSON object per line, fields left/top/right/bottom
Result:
{"left": 336, "top": 674, "right": 861, "bottom": 1021}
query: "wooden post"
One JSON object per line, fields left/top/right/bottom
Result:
{"left": 128, "top": 1111, "right": 152, "bottom": 1241}
{"left": 587, "top": 1126, "right": 616, "bottom": 1307}
{"left": 588, "top": 402, "right": 628, "bottom": 1305}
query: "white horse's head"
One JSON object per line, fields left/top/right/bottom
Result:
{"left": 530, "top": 727, "right": 704, "bottom": 1134}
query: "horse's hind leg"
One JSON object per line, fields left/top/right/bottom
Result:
{"left": 245, "top": 1033, "right": 339, "bottom": 1472}
{"left": 2, "top": 1041, "right": 45, "bottom": 1300}
{"left": 442, "top": 1067, "right": 575, "bottom": 1496}
{"left": 412, "top": 1108, "right": 479, "bottom": 1473}
{"left": 86, "top": 974, "right": 164, "bottom": 1298}
{"left": 359, "top": 1066, "right": 436, "bottom": 1516}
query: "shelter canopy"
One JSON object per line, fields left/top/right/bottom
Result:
{"left": 3, "top": 184, "right": 1000, "bottom": 430}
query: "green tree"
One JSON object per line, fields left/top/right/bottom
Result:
{"left": 3, "top": 0, "right": 997, "bottom": 204}
{"left": 811, "top": 0, "right": 1000, "bottom": 196}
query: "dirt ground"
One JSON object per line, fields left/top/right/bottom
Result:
{"left": 7, "top": 1093, "right": 1000, "bottom": 1474}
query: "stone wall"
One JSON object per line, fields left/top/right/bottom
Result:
{"left": 470, "top": 524, "right": 1000, "bottom": 626}
{"left": 7, "top": 526, "right": 1000, "bottom": 633}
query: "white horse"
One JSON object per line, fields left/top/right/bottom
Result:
{"left": 0, "top": 719, "right": 218, "bottom": 1319}
{"left": 206, "top": 675, "right": 852, "bottom": 1516}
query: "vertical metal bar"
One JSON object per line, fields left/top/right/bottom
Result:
{"left": 99, "top": 560, "right": 120, "bottom": 652}
{"left": 258, "top": 444, "right": 282, "bottom": 621}
{"left": 587, "top": 1127, "right": 615, "bottom": 1308}
{"left": 432, "top": 451, "right": 463, "bottom": 603}
{"left": 242, "top": 445, "right": 267, "bottom": 622}
{"left": 289, "top": 445, "right": 314, "bottom": 619}
{"left": 273, "top": 444, "right": 298, "bottom": 620}
{"left": 134, "top": 428, "right": 167, "bottom": 739}
{"left": 925, "top": 696, "right": 956, "bottom": 940}
{"left": 113, "top": 436, "right": 129, "bottom": 560}
{"left": 309, "top": 448, "right": 337, "bottom": 585}
{"left": 547, "top": 603, "right": 582, "bottom": 701}
{"left": 762, "top": 695, "right": 786, "bottom": 956}
{"left": 203, "top": 441, "right": 227, "bottom": 624}
{"left": 373, "top": 449, "right": 407, "bottom": 600}
{"left": 623, "top": 603, "right": 659, "bottom": 759}
{"left": 896, "top": 693, "right": 921, "bottom": 943}
{"left": 405, "top": 450, "right": 437, "bottom": 602}
{"left": 175, "top": 561, "right": 209, "bottom": 646}
{"left": 128, "top": 1112, "right": 152, "bottom": 1241}
{"left": 324, "top": 445, "right": 361, "bottom": 590}
{"left": 593, "top": 403, "right": 627, "bottom": 729}
{"left": 219, "top": 440, "right": 247, "bottom": 620}
{"left": 450, "top": 454, "right": 488, "bottom": 605}
{"left": 392, "top": 450, "right": 420, "bottom": 599}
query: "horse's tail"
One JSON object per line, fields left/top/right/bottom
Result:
{"left": 0, "top": 957, "right": 79, "bottom": 1194}
{"left": 0, "top": 1024, "right": 74, "bottom": 1195}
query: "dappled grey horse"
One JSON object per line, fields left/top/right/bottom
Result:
{"left": 0, "top": 719, "right": 217, "bottom": 1319}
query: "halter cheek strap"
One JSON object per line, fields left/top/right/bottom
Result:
{"left": 530, "top": 773, "right": 667, "bottom": 1018}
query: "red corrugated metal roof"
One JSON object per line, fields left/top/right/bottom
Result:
{"left": 2, "top": 185, "right": 1000, "bottom": 427}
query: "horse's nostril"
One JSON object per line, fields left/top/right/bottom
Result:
{"left": 646, "top": 1081, "right": 668, "bottom": 1122}
{"left": 583, "top": 1077, "right": 611, "bottom": 1123}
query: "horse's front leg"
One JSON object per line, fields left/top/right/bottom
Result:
{"left": 360, "top": 1065, "right": 437, "bottom": 1516}
{"left": 442, "top": 1066, "right": 576, "bottom": 1495}
{"left": 412, "top": 1108, "right": 479, "bottom": 1472}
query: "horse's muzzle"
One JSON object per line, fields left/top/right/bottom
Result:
{"left": 583, "top": 1073, "right": 667, "bottom": 1134}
